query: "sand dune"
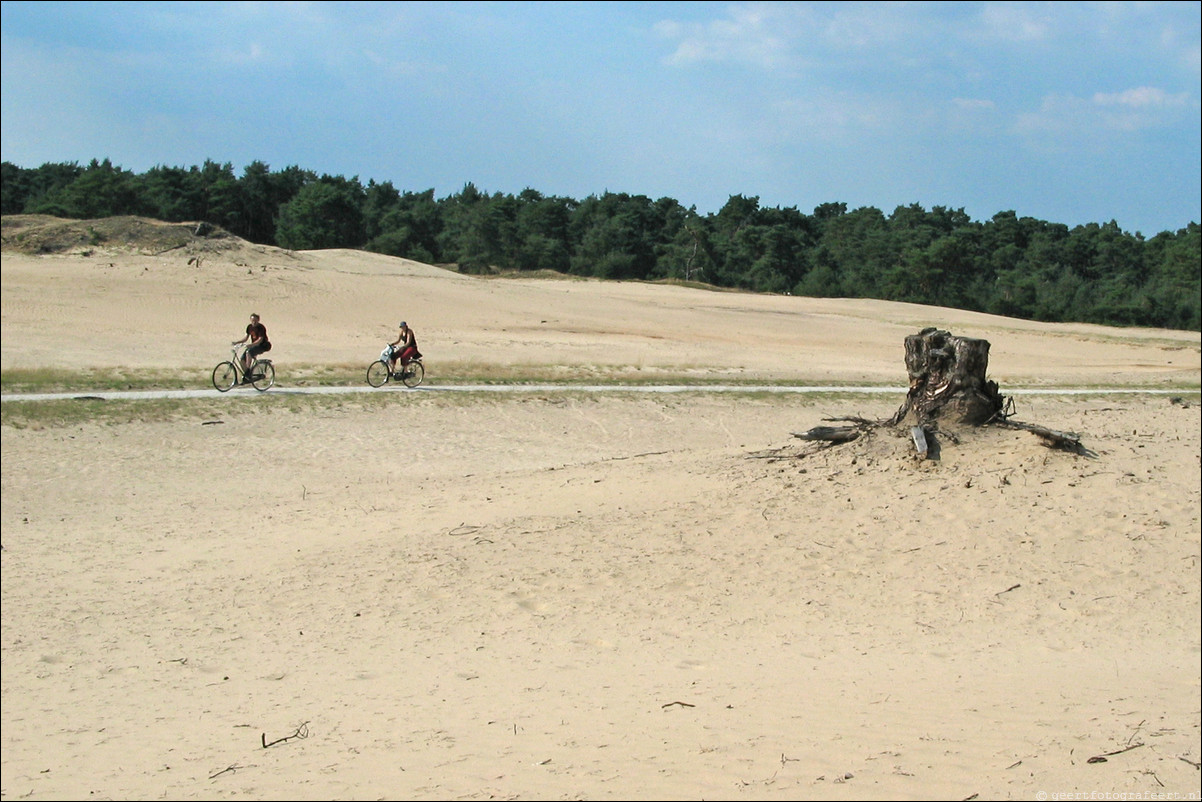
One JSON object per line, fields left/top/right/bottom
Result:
{"left": 2, "top": 226, "right": 1199, "bottom": 800}
{"left": 1, "top": 238, "right": 1196, "bottom": 387}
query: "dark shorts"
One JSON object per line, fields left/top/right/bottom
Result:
{"left": 247, "top": 340, "right": 271, "bottom": 359}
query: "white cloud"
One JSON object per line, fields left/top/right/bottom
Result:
{"left": 977, "top": 2, "right": 1052, "bottom": 43}
{"left": 212, "top": 41, "right": 266, "bottom": 67}
{"left": 1014, "top": 85, "right": 1192, "bottom": 149}
{"left": 768, "top": 93, "right": 888, "bottom": 143}
{"left": 820, "top": 2, "right": 924, "bottom": 50}
{"left": 952, "top": 98, "right": 996, "bottom": 110}
{"left": 652, "top": 2, "right": 946, "bottom": 70}
{"left": 654, "top": 4, "right": 810, "bottom": 69}
{"left": 1092, "top": 86, "right": 1188, "bottom": 108}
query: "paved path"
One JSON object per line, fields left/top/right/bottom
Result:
{"left": 1, "top": 384, "right": 1188, "bottom": 403}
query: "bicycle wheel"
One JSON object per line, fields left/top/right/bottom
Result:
{"left": 400, "top": 360, "right": 425, "bottom": 388}
{"left": 250, "top": 360, "right": 275, "bottom": 392}
{"left": 212, "top": 361, "right": 238, "bottom": 392}
{"left": 366, "top": 360, "right": 390, "bottom": 387}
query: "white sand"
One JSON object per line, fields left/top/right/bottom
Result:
{"left": 2, "top": 235, "right": 1199, "bottom": 800}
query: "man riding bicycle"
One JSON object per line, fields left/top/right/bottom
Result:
{"left": 232, "top": 313, "right": 271, "bottom": 381}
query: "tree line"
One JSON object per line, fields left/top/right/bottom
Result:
{"left": 2, "top": 157, "right": 1198, "bottom": 331}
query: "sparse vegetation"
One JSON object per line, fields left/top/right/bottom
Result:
{"left": 0, "top": 382, "right": 871, "bottom": 430}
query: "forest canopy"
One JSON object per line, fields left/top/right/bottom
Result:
{"left": 3, "top": 158, "right": 1198, "bottom": 331}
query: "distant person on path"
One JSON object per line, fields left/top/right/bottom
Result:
{"left": 388, "top": 320, "right": 420, "bottom": 374}
{"left": 232, "top": 313, "right": 271, "bottom": 380}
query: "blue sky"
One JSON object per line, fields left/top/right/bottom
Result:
{"left": 2, "top": 1, "right": 1199, "bottom": 236}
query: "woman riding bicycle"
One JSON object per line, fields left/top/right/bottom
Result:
{"left": 387, "top": 320, "right": 420, "bottom": 374}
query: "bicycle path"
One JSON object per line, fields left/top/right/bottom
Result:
{"left": 1, "top": 384, "right": 1189, "bottom": 403}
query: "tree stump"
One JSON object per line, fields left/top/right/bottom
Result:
{"left": 889, "top": 327, "right": 1005, "bottom": 427}
{"left": 787, "top": 327, "right": 1093, "bottom": 460}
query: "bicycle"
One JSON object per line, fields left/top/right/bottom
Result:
{"left": 366, "top": 345, "right": 424, "bottom": 388}
{"left": 212, "top": 344, "right": 275, "bottom": 392}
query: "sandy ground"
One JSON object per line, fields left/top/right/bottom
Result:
{"left": 2, "top": 235, "right": 1200, "bottom": 800}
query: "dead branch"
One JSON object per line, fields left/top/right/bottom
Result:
{"left": 793, "top": 425, "right": 861, "bottom": 443}
{"left": 793, "top": 415, "right": 882, "bottom": 443}
{"left": 208, "top": 764, "right": 244, "bottom": 780}
{"left": 746, "top": 446, "right": 795, "bottom": 460}
{"left": 997, "top": 419, "right": 1096, "bottom": 456}
{"left": 1087, "top": 742, "right": 1144, "bottom": 763}
{"left": 261, "top": 721, "right": 310, "bottom": 748}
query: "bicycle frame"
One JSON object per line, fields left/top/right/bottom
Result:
{"left": 366, "top": 347, "right": 424, "bottom": 388}
{"left": 230, "top": 345, "right": 250, "bottom": 380}
{"left": 213, "top": 344, "right": 275, "bottom": 392}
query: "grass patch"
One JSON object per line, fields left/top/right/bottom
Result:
{"left": 3, "top": 362, "right": 866, "bottom": 392}
{"left": 271, "top": 361, "right": 739, "bottom": 386}
{"left": 0, "top": 387, "right": 434, "bottom": 429}
{"left": 6, "top": 362, "right": 1197, "bottom": 395}
{"left": 1, "top": 395, "right": 232, "bottom": 429}
{"left": 1, "top": 366, "right": 209, "bottom": 394}
{"left": 0, "top": 382, "right": 876, "bottom": 430}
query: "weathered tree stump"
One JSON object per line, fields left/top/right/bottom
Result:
{"left": 788, "top": 327, "right": 1093, "bottom": 460}
{"left": 889, "top": 327, "right": 1005, "bottom": 427}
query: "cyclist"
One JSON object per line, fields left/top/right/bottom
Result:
{"left": 387, "top": 320, "right": 420, "bottom": 375}
{"left": 232, "top": 313, "right": 271, "bottom": 381}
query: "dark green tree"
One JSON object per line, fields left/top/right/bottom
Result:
{"left": 817, "top": 205, "right": 891, "bottom": 298}
{"left": 657, "top": 210, "right": 719, "bottom": 284}
{"left": 27, "top": 158, "right": 141, "bottom": 219}
{"left": 435, "top": 183, "right": 516, "bottom": 273}
{"left": 367, "top": 188, "right": 443, "bottom": 263}
{"left": 361, "top": 179, "right": 401, "bottom": 244}
{"left": 275, "top": 176, "right": 366, "bottom": 250}
{"left": 568, "top": 192, "right": 661, "bottom": 280}
{"left": 795, "top": 245, "right": 845, "bottom": 297}
{"left": 512, "top": 189, "right": 574, "bottom": 272}
{"left": 138, "top": 164, "right": 203, "bottom": 223}
{"left": 237, "top": 162, "right": 312, "bottom": 245}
